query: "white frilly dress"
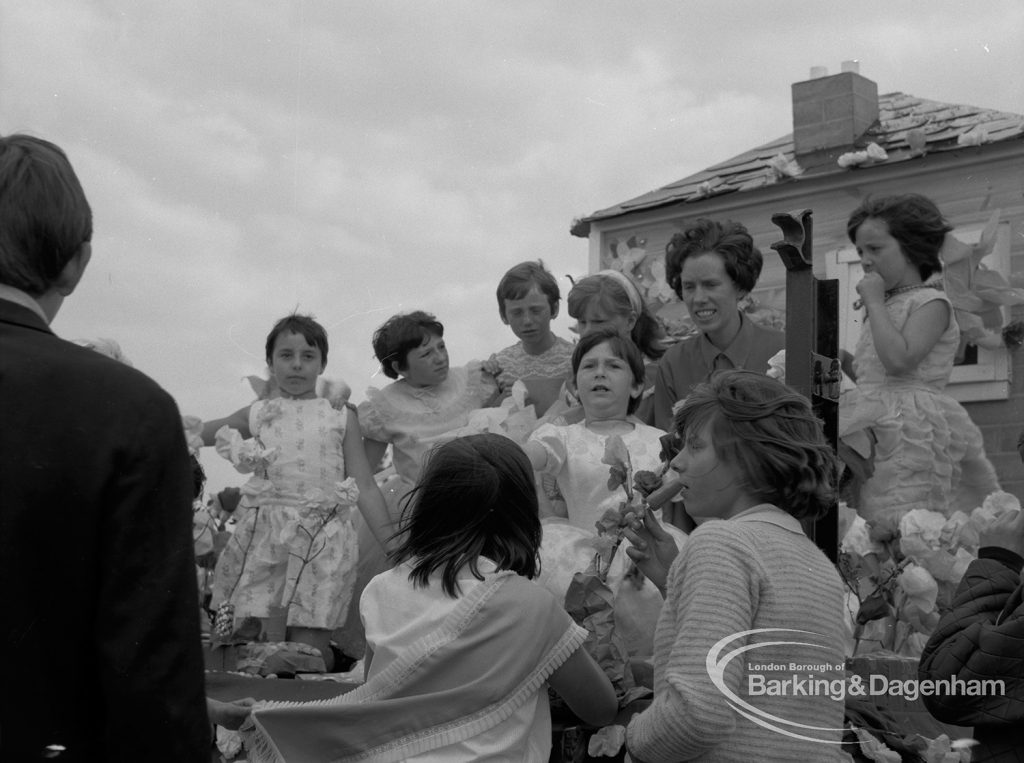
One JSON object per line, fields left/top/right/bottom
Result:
{"left": 839, "top": 288, "right": 999, "bottom": 523}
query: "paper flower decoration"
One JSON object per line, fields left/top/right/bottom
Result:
{"left": 940, "top": 212, "right": 1024, "bottom": 350}
{"left": 215, "top": 426, "right": 279, "bottom": 474}
{"left": 765, "top": 349, "right": 786, "bottom": 381}
{"left": 182, "top": 415, "right": 204, "bottom": 457}
{"left": 957, "top": 125, "right": 989, "bottom": 146}
{"left": 837, "top": 142, "right": 889, "bottom": 168}
{"left": 765, "top": 152, "right": 804, "bottom": 179}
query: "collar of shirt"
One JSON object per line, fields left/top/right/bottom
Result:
{"left": 730, "top": 503, "right": 805, "bottom": 535}
{"left": 698, "top": 311, "right": 754, "bottom": 370}
{"left": 0, "top": 283, "right": 48, "bottom": 323}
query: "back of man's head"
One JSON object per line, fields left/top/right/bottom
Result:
{"left": 0, "top": 134, "right": 92, "bottom": 296}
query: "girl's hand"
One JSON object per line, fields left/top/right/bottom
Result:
{"left": 855, "top": 272, "right": 887, "bottom": 306}
{"left": 622, "top": 509, "right": 678, "bottom": 593}
{"left": 482, "top": 355, "right": 515, "bottom": 393}
{"left": 207, "top": 697, "right": 257, "bottom": 730}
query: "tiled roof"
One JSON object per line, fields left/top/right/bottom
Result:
{"left": 571, "top": 92, "right": 1024, "bottom": 237}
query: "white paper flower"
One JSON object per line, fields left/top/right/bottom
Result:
{"left": 765, "top": 349, "right": 786, "bottom": 381}
{"left": 215, "top": 727, "right": 243, "bottom": 759}
{"left": 969, "top": 490, "right": 1021, "bottom": 536}
{"left": 215, "top": 426, "right": 279, "bottom": 474}
{"left": 588, "top": 725, "right": 626, "bottom": 756}
{"left": 938, "top": 510, "right": 979, "bottom": 553}
{"left": 332, "top": 477, "right": 360, "bottom": 506}
{"left": 865, "top": 142, "right": 888, "bottom": 161}
{"left": 898, "top": 564, "right": 939, "bottom": 612}
{"left": 840, "top": 511, "right": 883, "bottom": 557}
{"left": 957, "top": 125, "right": 989, "bottom": 147}
{"left": 900, "top": 509, "right": 947, "bottom": 548}
{"left": 181, "top": 415, "right": 204, "bottom": 457}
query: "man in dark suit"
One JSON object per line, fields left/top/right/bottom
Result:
{"left": 0, "top": 134, "right": 210, "bottom": 760}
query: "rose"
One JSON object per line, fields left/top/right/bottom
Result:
{"left": 632, "top": 470, "right": 662, "bottom": 498}
{"left": 601, "top": 435, "right": 633, "bottom": 499}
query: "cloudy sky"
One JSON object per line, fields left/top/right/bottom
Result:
{"left": 3, "top": 1, "right": 1022, "bottom": 491}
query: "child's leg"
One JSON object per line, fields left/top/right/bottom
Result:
{"left": 284, "top": 514, "right": 358, "bottom": 669}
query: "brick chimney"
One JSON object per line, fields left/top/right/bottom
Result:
{"left": 792, "top": 64, "right": 878, "bottom": 163}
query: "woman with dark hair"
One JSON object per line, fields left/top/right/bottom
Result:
{"left": 623, "top": 370, "right": 847, "bottom": 761}
{"left": 652, "top": 218, "right": 785, "bottom": 432}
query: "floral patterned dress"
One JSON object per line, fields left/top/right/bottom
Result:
{"left": 211, "top": 397, "right": 359, "bottom": 630}
{"left": 839, "top": 289, "right": 999, "bottom": 523}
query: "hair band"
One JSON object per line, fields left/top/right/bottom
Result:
{"left": 596, "top": 269, "right": 644, "bottom": 316}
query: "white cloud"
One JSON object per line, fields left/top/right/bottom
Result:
{"left": 4, "top": 0, "right": 1022, "bottom": 493}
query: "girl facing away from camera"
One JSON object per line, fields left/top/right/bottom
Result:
{"left": 198, "top": 313, "right": 390, "bottom": 670}
{"left": 245, "top": 434, "right": 617, "bottom": 763}
{"left": 623, "top": 370, "right": 846, "bottom": 762}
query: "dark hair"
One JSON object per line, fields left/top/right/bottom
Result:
{"left": 265, "top": 313, "right": 328, "bottom": 365}
{"left": 674, "top": 369, "right": 838, "bottom": 521}
{"left": 571, "top": 327, "right": 646, "bottom": 415}
{"left": 496, "top": 260, "right": 560, "bottom": 321}
{"left": 566, "top": 274, "right": 667, "bottom": 360}
{"left": 190, "top": 454, "right": 206, "bottom": 500}
{"left": 391, "top": 434, "right": 542, "bottom": 597}
{"left": 846, "top": 194, "right": 949, "bottom": 281}
{"left": 372, "top": 310, "right": 445, "bottom": 379}
{"left": 0, "top": 134, "right": 93, "bottom": 295}
{"left": 664, "top": 218, "right": 763, "bottom": 300}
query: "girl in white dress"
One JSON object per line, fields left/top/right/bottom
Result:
{"left": 525, "top": 328, "right": 667, "bottom": 532}
{"left": 839, "top": 194, "right": 999, "bottom": 524}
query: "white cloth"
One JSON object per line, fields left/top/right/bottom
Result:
{"left": 361, "top": 559, "right": 552, "bottom": 762}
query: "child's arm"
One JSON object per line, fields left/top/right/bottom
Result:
{"left": 548, "top": 648, "right": 618, "bottom": 727}
{"left": 859, "top": 276, "right": 950, "bottom": 375}
{"left": 201, "top": 405, "right": 252, "bottom": 444}
{"left": 363, "top": 437, "right": 390, "bottom": 475}
{"left": 343, "top": 413, "right": 393, "bottom": 551}
{"left": 522, "top": 440, "right": 550, "bottom": 472}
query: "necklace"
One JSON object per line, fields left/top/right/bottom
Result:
{"left": 853, "top": 281, "right": 942, "bottom": 310}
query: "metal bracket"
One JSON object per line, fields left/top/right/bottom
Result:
{"left": 812, "top": 353, "right": 842, "bottom": 403}
{"left": 770, "top": 209, "right": 814, "bottom": 270}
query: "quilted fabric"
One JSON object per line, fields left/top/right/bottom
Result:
{"left": 918, "top": 553, "right": 1024, "bottom": 761}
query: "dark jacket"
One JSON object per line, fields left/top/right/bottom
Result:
{"left": 0, "top": 299, "right": 210, "bottom": 761}
{"left": 918, "top": 547, "right": 1024, "bottom": 762}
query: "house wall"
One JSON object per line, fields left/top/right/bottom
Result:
{"left": 586, "top": 140, "right": 1024, "bottom": 503}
